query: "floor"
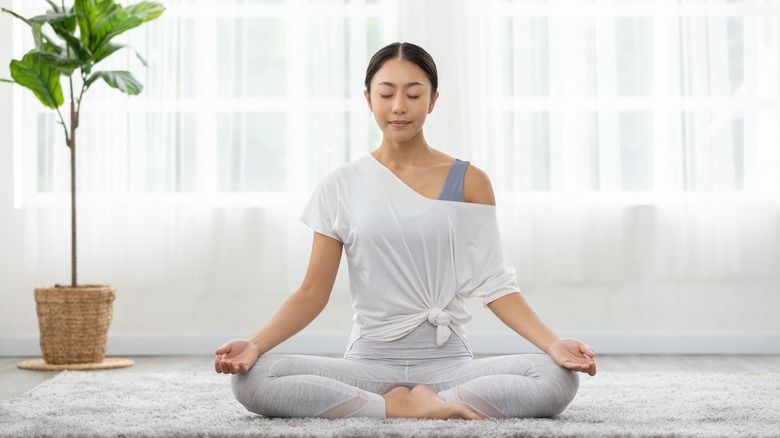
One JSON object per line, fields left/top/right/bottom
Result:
{"left": 2, "top": 354, "right": 779, "bottom": 402}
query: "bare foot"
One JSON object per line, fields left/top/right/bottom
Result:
{"left": 383, "top": 385, "right": 484, "bottom": 420}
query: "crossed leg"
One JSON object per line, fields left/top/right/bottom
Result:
{"left": 231, "top": 353, "right": 578, "bottom": 419}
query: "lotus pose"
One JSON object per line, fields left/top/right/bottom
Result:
{"left": 215, "top": 42, "right": 596, "bottom": 420}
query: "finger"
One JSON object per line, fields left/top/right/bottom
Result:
{"left": 570, "top": 359, "right": 596, "bottom": 376}
{"left": 565, "top": 358, "right": 595, "bottom": 372}
{"left": 216, "top": 358, "right": 228, "bottom": 374}
{"left": 561, "top": 360, "right": 584, "bottom": 371}
{"left": 214, "top": 357, "right": 222, "bottom": 374}
{"left": 215, "top": 343, "right": 232, "bottom": 356}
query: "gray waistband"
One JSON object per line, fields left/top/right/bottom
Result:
{"left": 345, "top": 322, "right": 472, "bottom": 363}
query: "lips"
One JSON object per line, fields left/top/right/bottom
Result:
{"left": 390, "top": 120, "right": 411, "bottom": 127}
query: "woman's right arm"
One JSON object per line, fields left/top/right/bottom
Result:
{"left": 214, "top": 231, "right": 343, "bottom": 374}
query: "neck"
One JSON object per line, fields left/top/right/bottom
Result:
{"left": 374, "top": 132, "right": 434, "bottom": 167}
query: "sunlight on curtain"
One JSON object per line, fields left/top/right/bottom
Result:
{"left": 10, "top": 0, "right": 780, "bottom": 293}
{"left": 12, "top": 0, "right": 393, "bottom": 294}
{"left": 395, "top": 0, "right": 780, "bottom": 284}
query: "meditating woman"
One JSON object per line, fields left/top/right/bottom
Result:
{"left": 215, "top": 42, "right": 596, "bottom": 420}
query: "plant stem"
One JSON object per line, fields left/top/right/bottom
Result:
{"left": 70, "top": 120, "right": 76, "bottom": 288}
{"left": 69, "top": 73, "right": 77, "bottom": 288}
{"left": 55, "top": 107, "right": 70, "bottom": 145}
{"left": 64, "top": 12, "right": 77, "bottom": 288}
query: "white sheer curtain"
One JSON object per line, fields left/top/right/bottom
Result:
{"left": 11, "top": 0, "right": 780, "bottom": 303}
{"left": 13, "top": 0, "right": 392, "bottom": 300}
{"left": 394, "top": 0, "right": 780, "bottom": 285}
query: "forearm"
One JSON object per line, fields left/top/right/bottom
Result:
{"left": 487, "top": 293, "right": 560, "bottom": 355}
{"left": 248, "top": 287, "right": 328, "bottom": 356}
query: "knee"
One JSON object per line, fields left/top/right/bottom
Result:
{"left": 500, "top": 357, "right": 579, "bottom": 418}
{"left": 230, "top": 371, "right": 259, "bottom": 413}
{"left": 230, "top": 357, "right": 305, "bottom": 417}
{"left": 230, "top": 364, "right": 276, "bottom": 416}
{"left": 539, "top": 365, "right": 579, "bottom": 417}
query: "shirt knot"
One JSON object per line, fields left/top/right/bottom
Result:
{"left": 427, "top": 308, "right": 452, "bottom": 346}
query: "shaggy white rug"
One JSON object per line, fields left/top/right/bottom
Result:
{"left": 1, "top": 371, "right": 778, "bottom": 437}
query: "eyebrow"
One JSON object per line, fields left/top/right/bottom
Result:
{"left": 376, "top": 81, "right": 425, "bottom": 88}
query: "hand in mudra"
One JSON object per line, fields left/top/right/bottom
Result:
{"left": 215, "top": 339, "right": 260, "bottom": 374}
{"left": 548, "top": 338, "right": 596, "bottom": 376}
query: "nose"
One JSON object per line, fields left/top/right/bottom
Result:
{"left": 392, "top": 94, "right": 406, "bottom": 114}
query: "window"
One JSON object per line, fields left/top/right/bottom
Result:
{"left": 482, "top": 0, "right": 780, "bottom": 194}
{"left": 10, "top": 0, "right": 780, "bottom": 203}
{"left": 12, "top": 0, "right": 394, "bottom": 201}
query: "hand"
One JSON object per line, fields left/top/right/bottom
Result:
{"left": 214, "top": 339, "right": 261, "bottom": 374}
{"left": 548, "top": 338, "right": 596, "bottom": 376}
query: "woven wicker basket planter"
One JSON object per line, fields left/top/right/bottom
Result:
{"left": 34, "top": 285, "right": 116, "bottom": 365}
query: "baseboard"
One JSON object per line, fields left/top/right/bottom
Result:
{"left": 2, "top": 331, "right": 779, "bottom": 357}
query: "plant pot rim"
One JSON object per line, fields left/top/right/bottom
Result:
{"left": 37, "top": 284, "right": 115, "bottom": 291}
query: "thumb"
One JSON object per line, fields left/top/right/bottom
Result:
{"left": 215, "top": 342, "right": 233, "bottom": 356}
{"left": 579, "top": 342, "right": 594, "bottom": 358}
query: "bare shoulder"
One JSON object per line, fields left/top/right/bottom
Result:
{"left": 463, "top": 163, "right": 496, "bottom": 206}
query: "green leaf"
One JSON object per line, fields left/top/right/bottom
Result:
{"left": 124, "top": 2, "right": 165, "bottom": 22}
{"left": 32, "top": 23, "right": 64, "bottom": 55}
{"left": 9, "top": 52, "right": 64, "bottom": 109}
{"left": 93, "top": 14, "right": 143, "bottom": 55}
{"left": 94, "top": 70, "right": 142, "bottom": 95}
{"left": 39, "top": 52, "right": 84, "bottom": 75}
{"left": 56, "top": 6, "right": 79, "bottom": 33}
{"left": 52, "top": 24, "right": 93, "bottom": 62}
{"left": 44, "top": 0, "right": 62, "bottom": 13}
{"left": 73, "top": 0, "right": 163, "bottom": 67}
{"left": 93, "top": 43, "right": 148, "bottom": 67}
{"left": 29, "top": 10, "right": 75, "bottom": 26}
{"left": 133, "top": 49, "right": 148, "bottom": 67}
{"left": 75, "top": 0, "right": 117, "bottom": 51}
{"left": 1, "top": 7, "right": 31, "bottom": 26}
{"left": 92, "top": 42, "right": 125, "bottom": 64}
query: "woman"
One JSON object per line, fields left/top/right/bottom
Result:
{"left": 215, "top": 42, "right": 596, "bottom": 420}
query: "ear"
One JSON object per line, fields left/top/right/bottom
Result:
{"left": 428, "top": 90, "right": 440, "bottom": 114}
{"left": 364, "top": 89, "right": 373, "bottom": 112}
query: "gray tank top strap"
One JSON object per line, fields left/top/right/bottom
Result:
{"left": 437, "top": 158, "right": 470, "bottom": 202}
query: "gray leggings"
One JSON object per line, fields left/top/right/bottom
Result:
{"left": 231, "top": 322, "right": 579, "bottom": 419}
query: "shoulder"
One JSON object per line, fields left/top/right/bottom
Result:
{"left": 463, "top": 163, "right": 496, "bottom": 206}
{"left": 318, "top": 156, "right": 371, "bottom": 188}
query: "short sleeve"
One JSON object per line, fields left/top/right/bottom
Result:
{"left": 300, "top": 182, "right": 342, "bottom": 242}
{"left": 455, "top": 208, "right": 520, "bottom": 305}
{"left": 463, "top": 244, "right": 520, "bottom": 305}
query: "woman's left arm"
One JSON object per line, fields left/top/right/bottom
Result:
{"left": 464, "top": 165, "right": 596, "bottom": 375}
{"left": 487, "top": 293, "right": 597, "bottom": 376}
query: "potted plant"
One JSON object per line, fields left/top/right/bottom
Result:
{"left": 1, "top": 0, "right": 164, "bottom": 365}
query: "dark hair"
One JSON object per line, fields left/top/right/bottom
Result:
{"left": 364, "top": 42, "right": 438, "bottom": 96}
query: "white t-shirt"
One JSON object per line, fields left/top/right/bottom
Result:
{"left": 300, "top": 155, "right": 520, "bottom": 352}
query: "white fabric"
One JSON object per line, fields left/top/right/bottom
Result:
{"left": 300, "top": 155, "right": 520, "bottom": 347}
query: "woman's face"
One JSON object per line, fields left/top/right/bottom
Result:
{"left": 364, "top": 58, "right": 439, "bottom": 145}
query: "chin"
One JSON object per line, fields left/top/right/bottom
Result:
{"left": 383, "top": 130, "right": 420, "bottom": 144}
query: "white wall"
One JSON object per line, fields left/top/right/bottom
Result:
{"left": 0, "top": 2, "right": 778, "bottom": 356}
